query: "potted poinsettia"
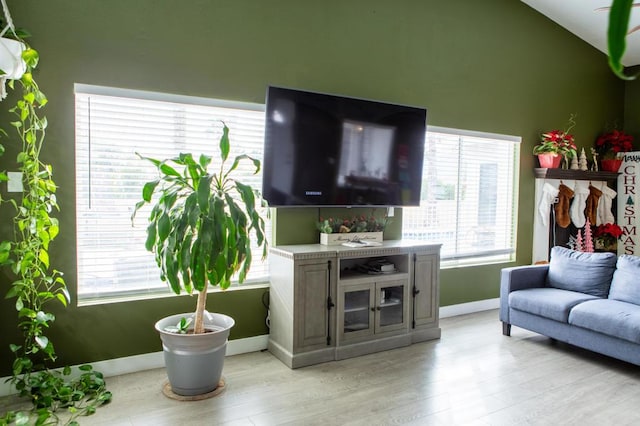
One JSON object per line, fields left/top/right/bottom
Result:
{"left": 533, "top": 114, "right": 578, "bottom": 168}
{"left": 132, "top": 123, "right": 268, "bottom": 396}
{"left": 595, "top": 129, "right": 634, "bottom": 172}
{"left": 594, "top": 223, "right": 623, "bottom": 252}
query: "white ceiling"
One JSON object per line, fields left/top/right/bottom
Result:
{"left": 522, "top": 0, "right": 640, "bottom": 66}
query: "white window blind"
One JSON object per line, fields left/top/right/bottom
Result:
{"left": 75, "top": 85, "right": 270, "bottom": 301}
{"left": 403, "top": 127, "right": 520, "bottom": 266}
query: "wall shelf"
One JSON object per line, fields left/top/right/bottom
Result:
{"left": 534, "top": 168, "right": 619, "bottom": 181}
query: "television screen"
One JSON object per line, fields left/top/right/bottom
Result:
{"left": 262, "top": 86, "right": 426, "bottom": 207}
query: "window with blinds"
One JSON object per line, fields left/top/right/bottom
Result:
{"left": 403, "top": 126, "right": 520, "bottom": 266}
{"left": 75, "top": 85, "right": 270, "bottom": 301}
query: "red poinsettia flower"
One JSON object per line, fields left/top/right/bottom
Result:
{"left": 595, "top": 130, "right": 634, "bottom": 159}
{"left": 533, "top": 114, "right": 578, "bottom": 158}
{"left": 594, "top": 223, "right": 624, "bottom": 239}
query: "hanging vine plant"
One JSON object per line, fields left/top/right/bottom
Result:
{"left": 606, "top": 0, "right": 640, "bottom": 80}
{"left": 0, "top": 8, "right": 111, "bottom": 426}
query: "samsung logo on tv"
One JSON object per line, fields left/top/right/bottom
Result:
{"left": 305, "top": 191, "right": 322, "bottom": 196}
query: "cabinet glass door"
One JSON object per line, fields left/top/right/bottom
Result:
{"left": 341, "top": 284, "right": 374, "bottom": 341}
{"left": 344, "top": 289, "right": 370, "bottom": 333}
{"left": 376, "top": 281, "right": 407, "bottom": 333}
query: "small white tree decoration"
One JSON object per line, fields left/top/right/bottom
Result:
{"left": 570, "top": 154, "right": 579, "bottom": 170}
{"left": 579, "top": 148, "right": 588, "bottom": 171}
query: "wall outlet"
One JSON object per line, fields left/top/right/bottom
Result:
{"left": 7, "top": 172, "right": 23, "bottom": 193}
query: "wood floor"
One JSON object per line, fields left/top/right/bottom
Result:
{"left": 3, "top": 309, "right": 640, "bottom": 425}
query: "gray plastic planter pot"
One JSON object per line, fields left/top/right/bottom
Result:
{"left": 155, "top": 312, "right": 235, "bottom": 396}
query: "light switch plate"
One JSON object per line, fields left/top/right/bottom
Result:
{"left": 7, "top": 172, "right": 23, "bottom": 192}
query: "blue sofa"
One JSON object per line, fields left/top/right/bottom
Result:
{"left": 500, "top": 246, "right": 640, "bottom": 366}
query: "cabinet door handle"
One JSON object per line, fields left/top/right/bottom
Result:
{"left": 376, "top": 306, "right": 381, "bottom": 311}
{"left": 371, "top": 307, "right": 376, "bottom": 312}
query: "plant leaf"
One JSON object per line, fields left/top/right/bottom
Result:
{"left": 22, "top": 48, "right": 39, "bottom": 68}
{"left": 219, "top": 123, "right": 230, "bottom": 162}
{"left": 35, "top": 335, "right": 49, "bottom": 350}
{"left": 145, "top": 222, "right": 157, "bottom": 252}
{"left": 142, "top": 180, "right": 159, "bottom": 202}
{"left": 191, "top": 240, "right": 205, "bottom": 291}
{"left": 38, "top": 249, "right": 50, "bottom": 269}
{"left": 157, "top": 213, "right": 171, "bottom": 242}
{"left": 199, "top": 153, "right": 212, "bottom": 169}
{"left": 159, "top": 162, "right": 181, "bottom": 177}
{"left": 56, "top": 292, "right": 68, "bottom": 307}
{"left": 197, "top": 174, "right": 212, "bottom": 213}
{"left": 608, "top": 0, "right": 639, "bottom": 80}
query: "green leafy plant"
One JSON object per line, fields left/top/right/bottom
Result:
{"left": 0, "top": 365, "right": 112, "bottom": 426}
{"left": 0, "top": 16, "right": 111, "bottom": 425}
{"left": 316, "top": 210, "right": 391, "bottom": 234}
{"left": 533, "top": 114, "right": 578, "bottom": 158}
{"left": 132, "top": 122, "right": 268, "bottom": 334}
{"left": 2, "top": 45, "right": 66, "bottom": 363}
{"left": 163, "top": 317, "right": 193, "bottom": 334}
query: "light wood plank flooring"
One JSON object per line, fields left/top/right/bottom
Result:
{"left": 2, "top": 309, "right": 640, "bottom": 425}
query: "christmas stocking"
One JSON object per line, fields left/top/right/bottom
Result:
{"left": 584, "top": 185, "right": 602, "bottom": 226}
{"left": 554, "top": 184, "right": 574, "bottom": 228}
{"left": 596, "top": 185, "right": 617, "bottom": 225}
{"left": 538, "top": 183, "right": 559, "bottom": 226}
{"left": 570, "top": 180, "right": 590, "bottom": 228}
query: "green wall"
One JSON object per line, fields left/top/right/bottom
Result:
{"left": 624, "top": 66, "right": 640, "bottom": 138}
{"left": 0, "top": 0, "right": 625, "bottom": 376}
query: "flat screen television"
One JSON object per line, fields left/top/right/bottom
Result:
{"left": 262, "top": 86, "right": 426, "bottom": 207}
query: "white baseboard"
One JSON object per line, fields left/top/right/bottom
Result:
{"left": 225, "top": 334, "right": 270, "bottom": 356}
{"left": 439, "top": 298, "right": 499, "bottom": 318}
{"left": 0, "top": 300, "right": 498, "bottom": 398}
{"left": 0, "top": 334, "right": 269, "bottom": 398}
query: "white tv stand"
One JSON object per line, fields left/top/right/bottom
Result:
{"left": 267, "top": 240, "right": 441, "bottom": 368}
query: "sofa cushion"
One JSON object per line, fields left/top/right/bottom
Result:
{"left": 568, "top": 299, "right": 640, "bottom": 344}
{"left": 546, "top": 246, "right": 617, "bottom": 297}
{"left": 509, "top": 288, "right": 599, "bottom": 323}
{"left": 609, "top": 255, "right": 640, "bottom": 305}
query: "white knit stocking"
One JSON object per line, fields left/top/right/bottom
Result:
{"left": 538, "top": 183, "right": 559, "bottom": 226}
{"left": 597, "top": 185, "right": 617, "bottom": 225}
{"left": 570, "top": 181, "right": 590, "bottom": 228}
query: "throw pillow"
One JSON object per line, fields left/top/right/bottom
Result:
{"left": 609, "top": 255, "right": 640, "bottom": 305}
{"left": 547, "top": 246, "right": 617, "bottom": 297}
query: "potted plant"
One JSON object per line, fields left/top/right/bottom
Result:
{"left": 0, "top": 7, "right": 112, "bottom": 423}
{"left": 316, "top": 210, "right": 390, "bottom": 245}
{"left": 595, "top": 129, "right": 634, "bottom": 172}
{"left": 533, "top": 114, "right": 578, "bottom": 168}
{"left": 132, "top": 123, "right": 268, "bottom": 396}
{"left": 594, "top": 222, "right": 624, "bottom": 252}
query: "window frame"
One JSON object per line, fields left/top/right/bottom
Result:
{"left": 403, "top": 125, "right": 521, "bottom": 268}
{"left": 74, "top": 84, "right": 271, "bottom": 305}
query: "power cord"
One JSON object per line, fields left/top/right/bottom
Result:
{"left": 551, "top": 197, "right": 558, "bottom": 247}
{"left": 262, "top": 289, "right": 270, "bottom": 330}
